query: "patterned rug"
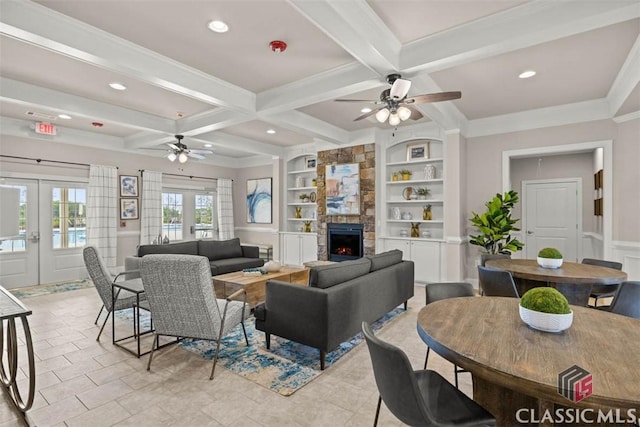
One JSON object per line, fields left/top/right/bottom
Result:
{"left": 179, "top": 306, "right": 407, "bottom": 396}
{"left": 9, "top": 279, "right": 94, "bottom": 299}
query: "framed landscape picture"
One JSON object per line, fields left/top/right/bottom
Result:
{"left": 120, "top": 175, "right": 138, "bottom": 197}
{"left": 247, "top": 178, "right": 272, "bottom": 223}
{"left": 325, "top": 163, "right": 360, "bottom": 215}
{"left": 120, "top": 198, "right": 139, "bottom": 220}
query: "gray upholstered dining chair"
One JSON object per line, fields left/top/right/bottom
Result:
{"left": 599, "top": 281, "right": 640, "bottom": 319}
{"left": 140, "top": 254, "right": 250, "bottom": 380}
{"left": 362, "top": 322, "right": 496, "bottom": 427}
{"left": 423, "top": 282, "right": 474, "bottom": 388}
{"left": 477, "top": 265, "right": 520, "bottom": 298}
{"left": 82, "top": 245, "right": 146, "bottom": 341}
{"left": 582, "top": 258, "right": 623, "bottom": 308}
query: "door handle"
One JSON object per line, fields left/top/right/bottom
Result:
{"left": 527, "top": 230, "right": 534, "bottom": 235}
{"left": 29, "top": 232, "right": 40, "bottom": 242}
{"left": 190, "top": 225, "right": 195, "bottom": 234}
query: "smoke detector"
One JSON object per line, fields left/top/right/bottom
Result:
{"left": 269, "top": 40, "right": 287, "bottom": 53}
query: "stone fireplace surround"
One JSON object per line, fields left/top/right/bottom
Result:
{"left": 316, "top": 144, "right": 375, "bottom": 261}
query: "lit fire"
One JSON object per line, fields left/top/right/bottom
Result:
{"left": 336, "top": 247, "right": 353, "bottom": 256}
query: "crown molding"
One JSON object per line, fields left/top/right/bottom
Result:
{"left": 613, "top": 110, "right": 640, "bottom": 123}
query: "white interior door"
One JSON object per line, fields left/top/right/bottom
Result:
{"left": 523, "top": 179, "right": 581, "bottom": 262}
{"left": 0, "top": 178, "right": 39, "bottom": 288}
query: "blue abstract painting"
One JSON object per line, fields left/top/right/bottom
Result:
{"left": 247, "top": 178, "right": 272, "bottom": 223}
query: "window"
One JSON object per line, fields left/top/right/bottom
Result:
{"left": 52, "top": 187, "right": 87, "bottom": 249}
{"left": 0, "top": 185, "right": 27, "bottom": 252}
{"left": 194, "top": 193, "right": 215, "bottom": 239}
{"left": 162, "top": 192, "right": 183, "bottom": 241}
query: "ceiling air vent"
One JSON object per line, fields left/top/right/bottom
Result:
{"left": 25, "top": 111, "right": 58, "bottom": 121}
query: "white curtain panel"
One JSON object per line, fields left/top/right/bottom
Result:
{"left": 87, "top": 164, "right": 118, "bottom": 268}
{"left": 217, "top": 178, "right": 235, "bottom": 240}
{"left": 140, "top": 170, "right": 163, "bottom": 245}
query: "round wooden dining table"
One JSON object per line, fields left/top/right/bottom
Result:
{"left": 485, "top": 258, "right": 627, "bottom": 306}
{"left": 417, "top": 297, "right": 640, "bottom": 426}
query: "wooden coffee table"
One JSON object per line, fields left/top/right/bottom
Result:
{"left": 212, "top": 266, "right": 309, "bottom": 308}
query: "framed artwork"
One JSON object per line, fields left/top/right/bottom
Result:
{"left": 120, "top": 198, "right": 139, "bottom": 220}
{"left": 325, "top": 163, "right": 360, "bottom": 215}
{"left": 305, "top": 157, "right": 317, "bottom": 169}
{"left": 247, "top": 178, "right": 272, "bottom": 224}
{"left": 120, "top": 175, "right": 138, "bottom": 197}
{"left": 406, "top": 142, "right": 430, "bottom": 161}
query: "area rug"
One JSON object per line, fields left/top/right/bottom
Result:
{"left": 9, "top": 279, "right": 94, "bottom": 299}
{"left": 116, "top": 306, "right": 407, "bottom": 396}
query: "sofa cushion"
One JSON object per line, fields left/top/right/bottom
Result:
{"left": 309, "top": 258, "right": 372, "bottom": 289}
{"left": 368, "top": 249, "right": 403, "bottom": 272}
{"left": 198, "top": 238, "right": 243, "bottom": 261}
{"left": 212, "top": 257, "right": 264, "bottom": 275}
{"left": 137, "top": 241, "right": 198, "bottom": 257}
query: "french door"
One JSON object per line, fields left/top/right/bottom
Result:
{"left": 0, "top": 177, "right": 88, "bottom": 288}
{"left": 161, "top": 187, "right": 217, "bottom": 243}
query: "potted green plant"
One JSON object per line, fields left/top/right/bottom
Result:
{"left": 299, "top": 193, "right": 309, "bottom": 203}
{"left": 537, "top": 247, "right": 563, "bottom": 269}
{"left": 398, "top": 169, "right": 412, "bottom": 180}
{"left": 519, "top": 287, "right": 573, "bottom": 332}
{"left": 469, "top": 190, "right": 524, "bottom": 256}
{"left": 416, "top": 188, "right": 430, "bottom": 199}
{"left": 391, "top": 172, "right": 399, "bottom": 182}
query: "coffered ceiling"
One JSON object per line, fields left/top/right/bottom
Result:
{"left": 1, "top": 1, "right": 638, "bottom": 166}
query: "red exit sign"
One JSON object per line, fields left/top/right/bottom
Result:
{"left": 35, "top": 122, "right": 56, "bottom": 135}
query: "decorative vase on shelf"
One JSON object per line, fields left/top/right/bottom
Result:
{"left": 400, "top": 229, "right": 409, "bottom": 237}
{"left": 401, "top": 212, "right": 412, "bottom": 220}
{"left": 410, "top": 222, "right": 420, "bottom": 238}
{"left": 303, "top": 221, "right": 312, "bottom": 233}
{"left": 295, "top": 177, "right": 305, "bottom": 188}
{"left": 424, "top": 165, "right": 436, "bottom": 180}
{"left": 162, "top": 235, "right": 170, "bottom": 244}
{"left": 392, "top": 207, "right": 401, "bottom": 220}
{"left": 423, "top": 205, "right": 432, "bottom": 220}
{"left": 295, "top": 207, "right": 302, "bottom": 218}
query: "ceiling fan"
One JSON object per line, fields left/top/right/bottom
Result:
{"left": 167, "top": 135, "right": 212, "bottom": 163}
{"left": 335, "top": 73, "right": 461, "bottom": 126}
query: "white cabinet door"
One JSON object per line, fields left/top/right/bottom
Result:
{"left": 384, "top": 239, "right": 411, "bottom": 260}
{"left": 409, "top": 241, "right": 441, "bottom": 283}
{"left": 282, "top": 234, "right": 301, "bottom": 266}
{"left": 300, "top": 234, "right": 318, "bottom": 264}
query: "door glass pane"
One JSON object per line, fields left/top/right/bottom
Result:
{"left": 195, "top": 194, "right": 215, "bottom": 239}
{"left": 52, "top": 187, "right": 87, "bottom": 249}
{"left": 0, "top": 185, "right": 27, "bottom": 252}
{"left": 162, "top": 192, "right": 183, "bottom": 241}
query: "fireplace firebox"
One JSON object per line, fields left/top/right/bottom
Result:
{"left": 327, "top": 223, "right": 364, "bottom": 262}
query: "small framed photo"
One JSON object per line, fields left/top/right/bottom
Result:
{"left": 406, "top": 142, "right": 430, "bottom": 161}
{"left": 120, "top": 198, "right": 139, "bottom": 220}
{"left": 120, "top": 175, "right": 138, "bottom": 197}
{"left": 305, "top": 157, "right": 317, "bottom": 169}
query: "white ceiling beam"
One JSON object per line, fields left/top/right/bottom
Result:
{"left": 0, "top": 0, "right": 255, "bottom": 113}
{"left": 257, "top": 62, "right": 380, "bottom": 114}
{"left": 261, "top": 110, "right": 350, "bottom": 145}
{"left": 288, "top": 0, "right": 400, "bottom": 76}
{"left": 401, "top": 0, "right": 640, "bottom": 74}
{"left": 176, "top": 109, "right": 254, "bottom": 139}
{"left": 608, "top": 34, "right": 640, "bottom": 116}
{"left": 0, "top": 78, "right": 175, "bottom": 133}
{"left": 194, "top": 132, "right": 285, "bottom": 158}
{"left": 466, "top": 99, "right": 611, "bottom": 138}
{"left": 124, "top": 131, "right": 175, "bottom": 150}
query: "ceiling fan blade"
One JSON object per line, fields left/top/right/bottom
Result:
{"left": 335, "top": 98, "right": 378, "bottom": 103}
{"left": 390, "top": 78, "right": 411, "bottom": 100}
{"left": 167, "top": 143, "right": 179, "bottom": 150}
{"left": 354, "top": 107, "right": 383, "bottom": 121}
{"left": 404, "top": 105, "right": 424, "bottom": 120}
{"left": 189, "top": 149, "right": 213, "bottom": 154}
{"left": 407, "top": 91, "right": 462, "bottom": 104}
{"left": 187, "top": 152, "right": 206, "bottom": 160}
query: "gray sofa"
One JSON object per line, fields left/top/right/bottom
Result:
{"left": 254, "top": 249, "right": 414, "bottom": 369}
{"left": 125, "top": 238, "right": 264, "bottom": 277}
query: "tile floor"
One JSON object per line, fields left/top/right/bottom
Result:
{"left": 1, "top": 285, "right": 474, "bottom": 427}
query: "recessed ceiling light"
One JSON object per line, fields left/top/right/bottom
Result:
{"left": 361, "top": 108, "right": 372, "bottom": 113}
{"left": 266, "top": 129, "right": 276, "bottom": 134}
{"left": 208, "top": 20, "right": 229, "bottom": 33}
{"left": 204, "top": 143, "right": 212, "bottom": 148}
{"left": 58, "top": 114, "right": 72, "bottom": 120}
{"left": 109, "top": 82, "right": 127, "bottom": 91}
{"left": 518, "top": 70, "right": 536, "bottom": 79}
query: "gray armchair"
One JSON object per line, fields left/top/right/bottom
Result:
{"left": 139, "top": 254, "right": 250, "bottom": 379}
{"left": 478, "top": 265, "right": 520, "bottom": 298}
{"left": 82, "top": 245, "right": 146, "bottom": 341}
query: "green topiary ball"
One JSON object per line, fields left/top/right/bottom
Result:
{"left": 538, "top": 247, "right": 562, "bottom": 259}
{"left": 520, "top": 287, "right": 570, "bottom": 314}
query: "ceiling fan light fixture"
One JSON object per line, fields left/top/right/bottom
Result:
{"left": 167, "top": 152, "right": 177, "bottom": 162}
{"left": 178, "top": 152, "right": 188, "bottom": 163}
{"left": 376, "top": 108, "right": 390, "bottom": 123}
{"left": 397, "top": 106, "right": 411, "bottom": 121}
{"left": 388, "top": 113, "right": 401, "bottom": 126}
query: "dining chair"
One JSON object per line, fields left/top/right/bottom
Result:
{"left": 599, "top": 281, "right": 640, "bottom": 319}
{"left": 477, "top": 265, "right": 520, "bottom": 298}
{"left": 140, "top": 254, "right": 250, "bottom": 380}
{"left": 82, "top": 245, "right": 147, "bottom": 341}
{"left": 423, "top": 282, "right": 474, "bottom": 388}
{"left": 582, "top": 258, "right": 623, "bottom": 308}
{"left": 361, "top": 321, "right": 496, "bottom": 427}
